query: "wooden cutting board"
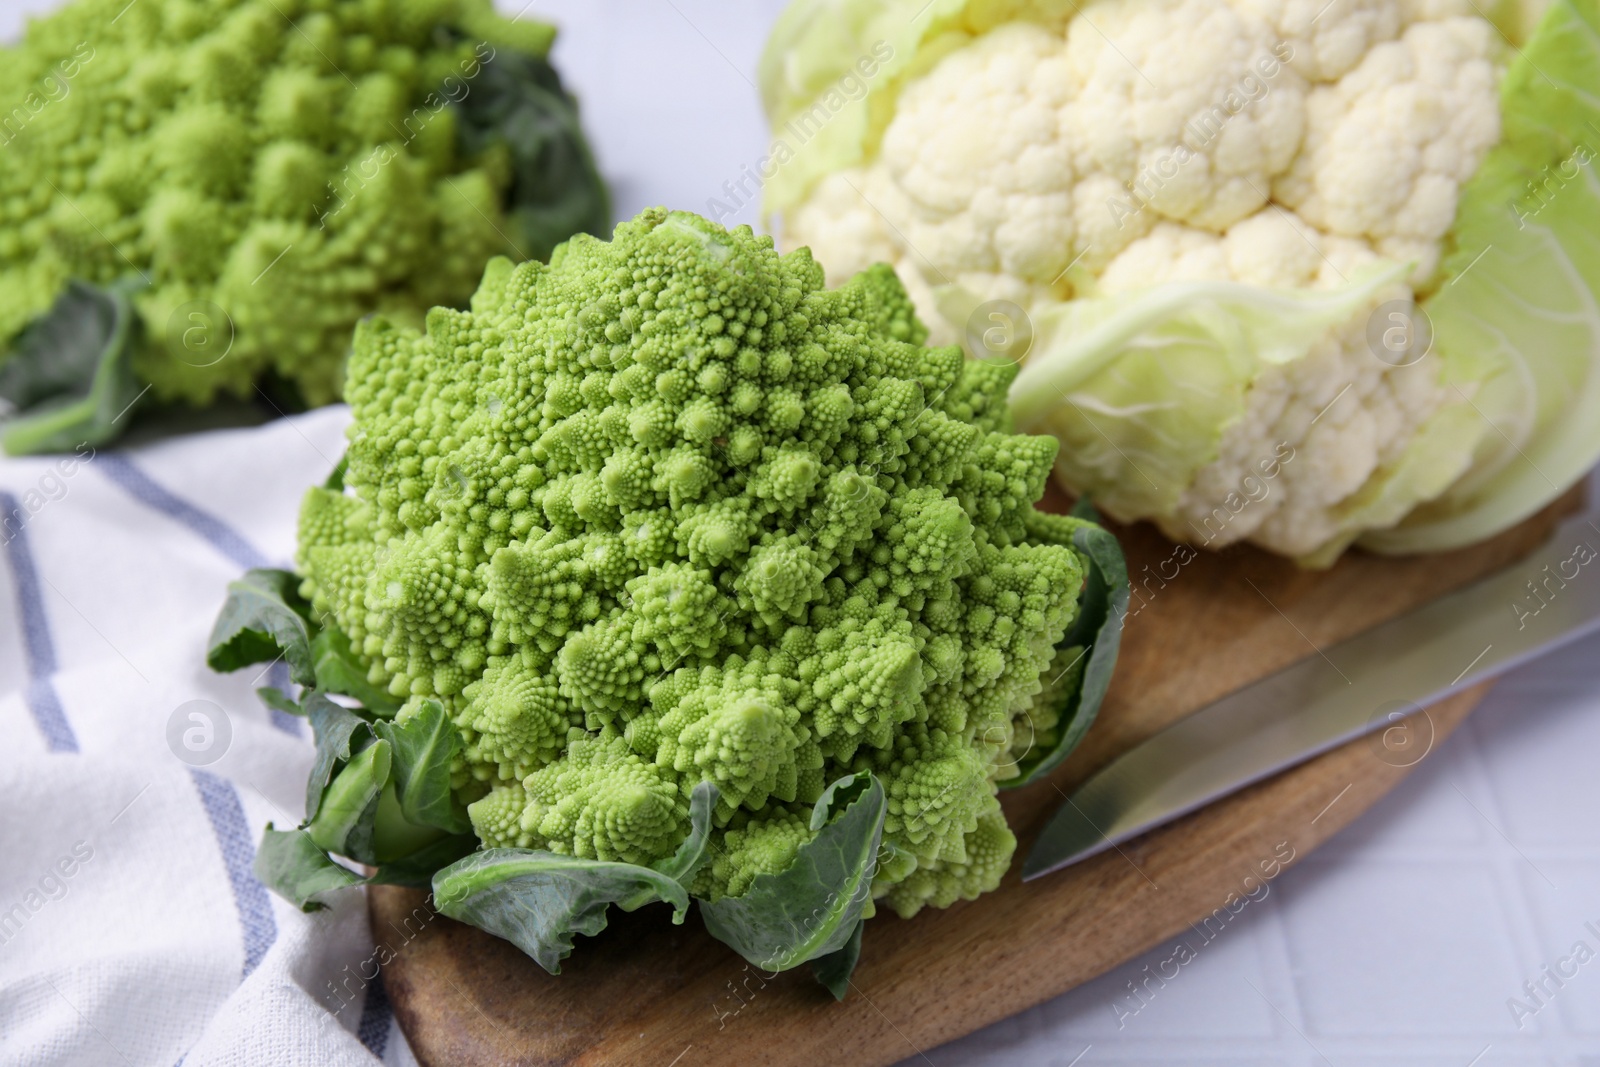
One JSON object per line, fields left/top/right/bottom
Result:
{"left": 371, "top": 488, "right": 1579, "bottom": 1066}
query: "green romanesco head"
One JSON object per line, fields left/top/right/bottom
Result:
{"left": 0, "top": 0, "right": 604, "bottom": 407}
{"left": 297, "top": 208, "right": 1090, "bottom": 918}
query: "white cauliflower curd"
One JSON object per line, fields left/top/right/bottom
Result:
{"left": 760, "top": 0, "right": 1600, "bottom": 564}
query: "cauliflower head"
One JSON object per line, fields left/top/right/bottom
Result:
{"left": 761, "top": 0, "right": 1600, "bottom": 564}
{"left": 0, "top": 0, "right": 606, "bottom": 414}
{"left": 295, "top": 208, "right": 1102, "bottom": 919}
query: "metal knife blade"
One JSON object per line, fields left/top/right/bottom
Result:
{"left": 1023, "top": 508, "right": 1600, "bottom": 881}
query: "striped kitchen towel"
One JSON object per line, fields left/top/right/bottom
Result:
{"left": 0, "top": 407, "right": 419, "bottom": 1067}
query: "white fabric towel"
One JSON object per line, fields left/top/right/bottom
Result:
{"left": 0, "top": 407, "right": 421, "bottom": 1067}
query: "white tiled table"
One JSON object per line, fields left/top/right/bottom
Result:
{"left": 3, "top": 0, "right": 1594, "bottom": 1061}
{"left": 909, "top": 625, "right": 1600, "bottom": 1064}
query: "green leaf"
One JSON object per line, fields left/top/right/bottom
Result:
{"left": 256, "top": 823, "right": 476, "bottom": 910}
{"left": 1024, "top": 524, "right": 1126, "bottom": 777}
{"left": 306, "top": 738, "right": 391, "bottom": 862}
{"left": 454, "top": 46, "right": 610, "bottom": 263}
{"left": 303, "top": 693, "right": 375, "bottom": 823}
{"left": 256, "top": 686, "right": 305, "bottom": 718}
{"left": 997, "top": 507, "right": 1125, "bottom": 784}
{"left": 1363, "top": 0, "right": 1600, "bottom": 554}
{"left": 998, "top": 263, "right": 1409, "bottom": 528}
{"left": 652, "top": 776, "right": 719, "bottom": 886}
{"left": 322, "top": 452, "right": 348, "bottom": 492}
{"left": 809, "top": 773, "right": 862, "bottom": 830}
{"left": 367, "top": 833, "right": 480, "bottom": 888}
{"left": 206, "top": 568, "right": 318, "bottom": 685}
{"left": 0, "top": 279, "right": 144, "bottom": 456}
{"left": 698, "top": 774, "right": 886, "bottom": 973}
{"left": 311, "top": 628, "right": 401, "bottom": 716}
{"left": 431, "top": 781, "right": 719, "bottom": 975}
{"left": 254, "top": 825, "right": 365, "bottom": 912}
{"left": 369, "top": 781, "right": 450, "bottom": 863}
{"left": 373, "top": 699, "right": 470, "bottom": 834}
{"left": 809, "top": 918, "right": 865, "bottom": 1001}
{"left": 434, "top": 853, "right": 689, "bottom": 975}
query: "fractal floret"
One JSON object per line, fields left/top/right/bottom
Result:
{"left": 294, "top": 208, "right": 1107, "bottom": 921}
{"left": 0, "top": 0, "right": 607, "bottom": 451}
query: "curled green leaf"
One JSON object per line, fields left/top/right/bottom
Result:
{"left": 1003, "top": 504, "right": 1129, "bottom": 788}
{"left": 374, "top": 699, "right": 470, "bottom": 834}
{"left": 311, "top": 628, "right": 401, "bottom": 716}
{"left": 652, "top": 778, "right": 719, "bottom": 887}
{"left": 306, "top": 737, "right": 390, "bottom": 862}
{"left": 698, "top": 774, "right": 886, "bottom": 975}
{"left": 206, "top": 568, "right": 317, "bottom": 685}
{"left": 809, "top": 918, "right": 865, "bottom": 1002}
{"left": 255, "top": 825, "right": 365, "bottom": 912}
{"left": 434, "top": 852, "right": 690, "bottom": 975}
{"left": 0, "top": 279, "right": 143, "bottom": 456}
{"left": 257, "top": 821, "right": 477, "bottom": 910}
{"left": 303, "top": 693, "right": 375, "bottom": 823}
{"left": 432, "top": 781, "right": 719, "bottom": 975}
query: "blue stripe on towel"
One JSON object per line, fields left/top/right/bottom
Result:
{"left": 98, "top": 454, "right": 270, "bottom": 571}
{"left": 98, "top": 457, "right": 305, "bottom": 739}
{"left": 190, "top": 768, "right": 277, "bottom": 979}
{"left": 356, "top": 969, "right": 392, "bottom": 1058}
{"left": 1, "top": 492, "right": 79, "bottom": 753}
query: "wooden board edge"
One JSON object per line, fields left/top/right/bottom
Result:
{"left": 369, "top": 684, "right": 1488, "bottom": 1067}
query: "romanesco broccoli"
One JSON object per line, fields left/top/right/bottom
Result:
{"left": 294, "top": 208, "right": 1103, "bottom": 919}
{"left": 0, "top": 0, "right": 606, "bottom": 430}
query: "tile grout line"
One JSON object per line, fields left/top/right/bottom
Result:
{"left": 1250, "top": 880, "right": 1321, "bottom": 1067}
{"left": 1457, "top": 708, "right": 1567, "bottom": 1049}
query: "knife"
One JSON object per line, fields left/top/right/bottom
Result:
{"left": 1023, "top": 507, "right": 1600, "bottom": 880}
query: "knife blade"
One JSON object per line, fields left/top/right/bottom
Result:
{"left": 1023, "top": 508, "right": 1600, "bottom": 881}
